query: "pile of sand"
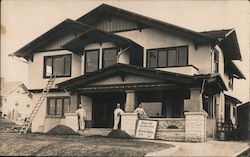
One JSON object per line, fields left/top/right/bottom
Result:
{"left": 107, "top": 130, "right": 132, "bottom": 139}
{"left": 46, "top": 125, "right": 80, "bottom": 135}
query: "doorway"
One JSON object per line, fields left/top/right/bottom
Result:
{"left": 92, "top": 92, "right": 125, "bottom": 128}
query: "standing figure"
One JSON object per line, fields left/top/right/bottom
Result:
{"left": 113, "top": 103, "right": 124, "bottom": 130}
{"left": 134, "top": 103, "right": 147, "bottom": 119}
{"left": 75, "top": 104, "right": 86, "bottom": 131}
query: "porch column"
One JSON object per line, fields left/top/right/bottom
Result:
{"left": 184, "top": 88, "right": 203, "bottom": 112}
{"left": 121, "top": 90, "right": 138, "bottom": 136}
{"left": 124, "top": 90, "right": 137, "bottom": 112}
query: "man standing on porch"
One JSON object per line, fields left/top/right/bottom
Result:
{"left": 134, "top": 103, "right": 147, "bottom": 119}
{"left": 113, "top": 103, "right": 124, "bottom": 130}
{"left": 75, "top": 104, "right": 86, "bottom": 131}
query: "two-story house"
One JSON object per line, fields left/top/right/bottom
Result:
{"left": 11, "top": 4, "right": 245, "bottom": 142}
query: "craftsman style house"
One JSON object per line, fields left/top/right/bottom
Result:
{"left": 12, "top": 4, "right": 245, "bottom": 142}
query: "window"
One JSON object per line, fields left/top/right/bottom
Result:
{"left": 202, "top": 95, "right": 215, "bottom": 117}
{"left": 47, "top": 97, "right": 70, "bottom": 116}
{"left": 214, "top": 50, "right": 219, "bottom": 73}
{"left": 27, "top": 104, "right": 30, "bottom": 108}
{"left": 85, "top": 49, "right": 99, "bottom": 73}
{"left": 44, "top": 54, "right": 71, "bottom": 77}
{"left": 229, "top": 76, "right": 233, "bottom": 90}
{"left": 147, "top": 46, "right": 188, "bottom": 68}
{"left": 103, "top": 48, "right": 117, "bottom": 68}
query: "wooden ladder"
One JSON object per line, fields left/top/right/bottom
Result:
{"left": 19, "top": 75, "right": 56, "bottom": 134}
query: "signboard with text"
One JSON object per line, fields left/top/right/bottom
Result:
{"left": 135, "top": 120, "right": 158, "bottom": 139}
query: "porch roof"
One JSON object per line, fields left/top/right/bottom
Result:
{"left": 62, "top": 28, "right": 142, "bottom": 54}
{"left": 225, "top": 94, "right": 242, "bottom": 104}
{"left": 56, "top": 64, "right": 227, "bottom": 94}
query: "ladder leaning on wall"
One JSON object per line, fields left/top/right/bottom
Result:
{"left": 19, "top": 75, "right": 56, "bottom": 134}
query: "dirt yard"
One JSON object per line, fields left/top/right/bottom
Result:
{"left": 0, "top": 133, "right": 173, "bottom": 156}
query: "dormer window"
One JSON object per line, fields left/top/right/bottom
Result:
{"left": 147, "top": 46, "right": 188, "bottom": 68}
{"left": 44, "top": 54, "right": 72, "bottom": 78}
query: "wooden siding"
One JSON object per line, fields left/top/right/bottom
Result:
{"left": 95, "top": 16, "right": 139, "bottom": 32}
{"left": 88, "top": 74, "right": 163, "bottom": 86}
{"left": 38, "top": 29, "right": 78, "bottom": 52}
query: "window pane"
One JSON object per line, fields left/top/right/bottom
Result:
{"left": 148, "top": 50, "right": 157, "bottom": 68}
{"left": 103, "top": 49, "right": 117, "bottom": 68}
{"left": 64, "top": 98, "right": 70, "bottom": 113}
{"left": 158, "top": 50, "right": 167, "bottom": 67}
{"left": 56, "top": 99, "right": 63, "bottom": 115}
{"left": 168, "top": 49, "right": 177, "bottom": 66}
{"left": 48, "top": 99, "right": 55, "bottom": 115}
{"left": 178, "top": 47, "right": 187, "bottom": 66}
{"left": 86, "top": 50, "right": 99, "bottom": 72}
{"left": 45, "top": 58, "right": 52, "bottom": 77}
{"left": 64, "top": 55, "right": 71, "bottom": 75}
{"left": 53, "top": 57, "right": 64, "bottom": 75}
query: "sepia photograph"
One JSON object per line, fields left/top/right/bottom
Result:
{"left": 1, "top": 0, "right": 250, "bottom": 156}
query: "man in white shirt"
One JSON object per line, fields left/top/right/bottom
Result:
{"left": 75, "top": 104, "right": 86, "bottom": 131}
{"left": 134, "top": 103, "right": 147, "bottom": 119}
{"left": 113, "top": 103, "right": 124, "bottom": 130}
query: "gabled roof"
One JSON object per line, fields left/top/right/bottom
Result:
{"left": 10, "top": 19, "right": 90, "bottom": 59}
{"left": 225, "top": 61, "right": 245, "bottom": 79}
{"left": 77, "top": 4, "right": 211, "bottom": 44}
{"left": 57, "top": 63, "right": 227, "bottom": 95}
{"left": 63, "top": 28, "right": 142, "bottom": 54}
{"left": 201, "top": 29, "right": 242, "bottom": 60}
{"left": 0, "top": 81, "right": 32, "bottom": 98}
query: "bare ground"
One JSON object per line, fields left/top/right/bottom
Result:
{"left": 0, "top": 133, "right": 173, "bottom": 156}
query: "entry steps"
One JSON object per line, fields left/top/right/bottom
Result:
{"left": 19, "top": 75, "right": 56, "bottom": 134}
{"left": 78, "top": 128, "right": 113, "bottom": 136}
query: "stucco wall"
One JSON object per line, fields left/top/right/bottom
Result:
{"left": 116, "top": 28, "right": 212, "bottom": 74}
{"left": 31, "top": 92, "right": 76, "bottom": 133}
{"left": 28, "top": 50, "right": 81, "bottom": 89}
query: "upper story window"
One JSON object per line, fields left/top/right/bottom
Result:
{"left": 214, "top": 50, "right": 219, "bottom": 73}
{"left": 147, "top": 46, "right": 188, "bottom": 68}
{"left": 44, "top": 54, "right": 72, "bottom": 78}
{"left": 47, "top": 96, "right": 70, "bottom": 116}
{"left": 103, "top": 48, "right": 118, "bottom": 68}
{"left": 85, "top": 49, "right": 99, "bottom": 73}
{"left": 229, "top": 76, "right": 234, "bottom": 90}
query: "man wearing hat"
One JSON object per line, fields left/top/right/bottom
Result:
{"left": 75, "top": 104, "right": 86, "bottom": 131}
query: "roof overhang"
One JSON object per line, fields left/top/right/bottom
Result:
{"left": 77, "top": 4, "right": 211, "bottom": 45}
{"left": 10, "top": 19, "right": 89, "bottom": 60}
{"left": 219, "top": 29, "right": 242, "bottom": 60}
{"left": 62, "top": 29, "right": 142, "bottom": 54}
{"left": 225, "top": 94, "right": 242, "bottom": 104}
{"left": 225, "top": 61, "right": 245, "bottom": 79}
{"left": 57, "top": 64, "right": 227, "bottom": 95}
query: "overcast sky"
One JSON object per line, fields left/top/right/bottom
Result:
{"left": 1, "top": 0, "right": 249, "bottom": 101}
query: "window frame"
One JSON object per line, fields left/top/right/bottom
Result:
{"left": 43, "top": 54, "right": 72, "bottom": 78}
{"left": 47, "top": 96, "right": 71, "bottom": 117}
{"left": 147, "top": 46, "right": 188, "bottom": 68}
{"left": 214, "top": 50, "right": 219, "bottom": 73}
{"left": 102, "top": 47, "right": 118, "bottom": 68}
{"left": 84, "top": 49, "right": 100, "bottom": 73}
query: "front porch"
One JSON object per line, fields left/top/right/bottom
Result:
{"left": 54, "top": 64, "right": 226, "bottom": 142}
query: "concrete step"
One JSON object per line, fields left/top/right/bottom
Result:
{"left": 78, "top": 128, "right": 113, "bottom": 136}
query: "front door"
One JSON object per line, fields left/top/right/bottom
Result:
{"left": 92, "top": 92, "right": 125, "bottom": 128}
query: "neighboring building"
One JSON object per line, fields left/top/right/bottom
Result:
{"left": 0, "top": 80, "right": 33, "bottom": 124}
{"left": 11, "top": 4, "right": 245, "bottom": 142}
{"left": 237, "top": 102, "right": 250, "bottom": 140}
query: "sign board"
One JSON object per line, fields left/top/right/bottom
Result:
{"left": 135, "top": 120, "right": 158, "bottom": 139}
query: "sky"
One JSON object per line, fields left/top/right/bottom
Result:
{"left": 1, "top": 0, "right": 250, "bottom": 102}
